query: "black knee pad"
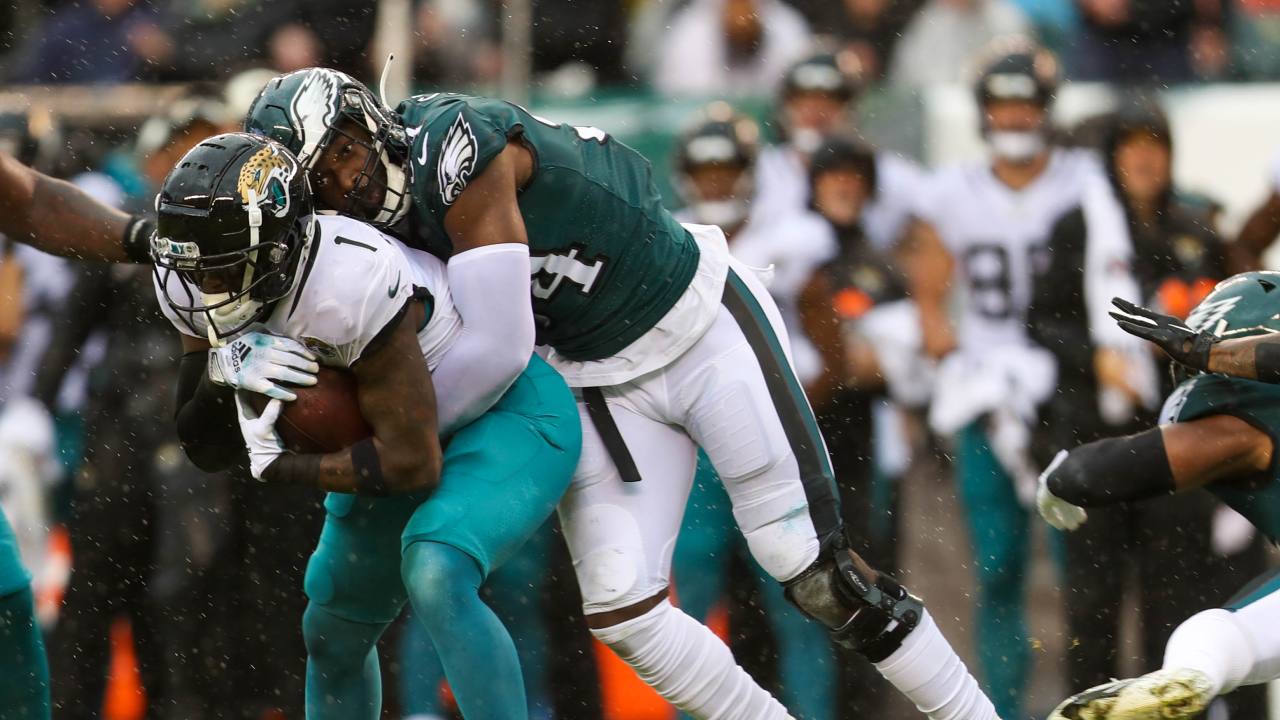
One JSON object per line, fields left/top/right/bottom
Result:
{"left": 783, "top": 532, "right": 923, "bottom": 663}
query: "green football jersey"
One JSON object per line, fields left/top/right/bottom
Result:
{"left": 1161, "top": 373, "right": 1280, "bottom": 542}
{"left": 394, "top": 93, "right": 700, "bottom": 362}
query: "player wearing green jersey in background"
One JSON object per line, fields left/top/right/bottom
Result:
{"left": 1036, "top": 273, "right": 1280, "bottom": 720}
{"left": 244, "top": 68, "right": 999, "bottom": 720}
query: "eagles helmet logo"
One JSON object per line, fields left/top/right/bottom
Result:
{"left": 238, "top": 145, "right": 296, "bottom": 218}
{"left": 289, "top": 69, "right": 343, "bottom": 163}
{"left": 438, "top": 113, "right": 477, "bottom": 206}
{"left": 1186, "top": 295, "right": 1241, "bottom": 335}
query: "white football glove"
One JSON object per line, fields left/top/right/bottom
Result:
{"left": 1037, "top": 450, "right": 1088, "bottom": 531}
{"left": 234, "top": 391, "right": 286, "bottom": 480}
{"left": 209, "top": 332, "right": 319, "bottom": 401}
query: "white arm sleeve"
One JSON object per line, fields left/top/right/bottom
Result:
{"left": 431, "top": 243, "right": 535, "bottom": 436}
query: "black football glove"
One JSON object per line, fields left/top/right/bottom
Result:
{"left": 1109, "top": 297, "right": 1219, "bottom": 370}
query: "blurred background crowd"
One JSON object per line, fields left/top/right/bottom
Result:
{"left": 1, "top": 1, "right": 1280, "bottom": 720}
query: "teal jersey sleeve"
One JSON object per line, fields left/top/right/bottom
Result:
{"left": 1160, "top": 373, "right": 1280, "bottom": 541}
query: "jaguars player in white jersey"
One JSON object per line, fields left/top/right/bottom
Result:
{"left": 150, "top": 133, "right": 581, "bottom": 720}
{"left": 753, "top": 50, "right": 928, "bottom": 252}
{"left": 908, "top": 41, "right": 1143, "bottom": 719}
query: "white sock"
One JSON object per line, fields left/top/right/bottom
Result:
{"left": 874, "top": 610, "right": 998, "bottom": 720}
{"left": 590, "top": 600, "right": 788, "bottom": 720}
{"left": 1164, "top": 608, "right": 1259, "bottom": 695}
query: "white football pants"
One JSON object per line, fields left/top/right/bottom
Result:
{"left": 557, "top": 258, "right": 836, "bottom": 615}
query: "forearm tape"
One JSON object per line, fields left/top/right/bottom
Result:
{"left": 1254, "top": 341, "right": 1280, "bottom": 384}
{"left": 261, "top": 453, "right": 321, "bottom": 487}
{"left": 1045, "top": 428, "right": 1175, "bottom": 507}
{"left": 175, "top": 351, "right": 246, "bottom": 472}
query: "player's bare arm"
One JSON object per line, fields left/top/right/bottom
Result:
{"left": 1231, "top": 192, "right": 1280, "bottom": 273}
{"left": 258, "top": 302, "right": 442, "bottom": 495}
{"left": 0, "top": 148, "right": 142, "bottom": 262}
{"left": 1037, "top": 415, "right": 1272, "bottom": 530}
{"left": 899, "top": 219, "right": 955, "bottom": 359}
{"left": 443, "top": 143, "right": 534, "bottom": 253}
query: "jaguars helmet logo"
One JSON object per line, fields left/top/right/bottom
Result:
{"left": 238, "top": 145, "right": 296, "bottom": 218}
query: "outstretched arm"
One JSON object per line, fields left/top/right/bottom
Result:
{"left": 1203, "top": 334, "right": 1280, "bottom": 384}
{"left": 1110, "top": 297, "right": 1280, "bottom": 383}
{"left": 1037, "top": 415, "right": 1272, "bottom": 529}
{"left": 1232, "top": 192, "right": 1280, "bottom": 273}
{"left": 0, "top": 149, "right": 146, "bottom": 263}
{"left": 899, "top": 220, "right": 954, "bottom": 359}
{"left": 428, "top": 143, "right": 536, "bottom": 436}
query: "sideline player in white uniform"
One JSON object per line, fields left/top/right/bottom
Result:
{"left": 753, "top": 50, "right": 928, "bottom": 252}
{"left": 672, "top": 102, "right": 836, "bottom": 384}
{"left": 150, "top": 133, "right": 582, "bottom": 720}
{"left": 670, "top": 104, "right": 839, "bottom": 720}
{"left": 908, "top": 42, "right": 1143, "bottom": 720}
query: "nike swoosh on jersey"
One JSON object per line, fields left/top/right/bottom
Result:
{"left": 389, "top": 272, "right": 401, "bottom": 298}
{"left": 406, "top": 123, "right": 429, "bottom": 166}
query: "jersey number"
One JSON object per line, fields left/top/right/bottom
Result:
{"left": 514, "top": 103, "right": 610, "bottom": 144}
{"left": 530, "top": 246, "right": 608, "bottom": 300}
{"left": 962, "top": 244, "right": 1012, "bottom": 319}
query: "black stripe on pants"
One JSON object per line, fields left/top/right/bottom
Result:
{"left": 722, "top": 269, "right": 842, "bottom": 540}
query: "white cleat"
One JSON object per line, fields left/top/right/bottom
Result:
{"left": 1048, "top": 668, "right": 1216, "bottom": 720}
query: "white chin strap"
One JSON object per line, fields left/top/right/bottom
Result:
{"left": 202, "top": 188, "right": 268, "bottom": 345}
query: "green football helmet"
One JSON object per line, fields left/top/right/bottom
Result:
{"left": 152, "top": 132, "right": 315, "bottom": 341}
{"left": 244, "top": 67, "right": 410, "bottom": 227}
{"left": 1185, "top": 271, "right": 1280, "bottom": 340}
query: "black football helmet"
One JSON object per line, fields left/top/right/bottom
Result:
{"left": 974, "top": 39, "right": 1059, "bottom": 110}
{"left": 673, "top": 102, "right": 760, "bottom": 230}
{"left": 152, "top": 132, "right": 315, "bottom": 341}
{"left": 244, "top": 68, "right": 410, "bottom": 227}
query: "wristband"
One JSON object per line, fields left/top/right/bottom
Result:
{"left": 123, "top": 215, "right": 156, "bottom": 264}
{"left": 351, "top": 437, "right": 388, "bottom": 496}
{"left": 1254, "top": 341, "right": 1280, "bottom": 384}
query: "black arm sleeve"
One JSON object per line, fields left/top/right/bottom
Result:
{"left": 1253, "top": 342, "right": 1280, "bottom": 384}
{"left": 31, "top": 263, "right": 111, "bottom": 409}
{"left": 1045, "top": 427, "right": 1176, "bottom": 506}
{"left": 175, "top": 351, "right": 248, "bottom": 473}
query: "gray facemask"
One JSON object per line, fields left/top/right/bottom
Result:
{"left": 791, "top": 128, "right": 824, "bottom": 155}
{"left": 988, "top": 130, "right": 1045, "bottom": 162}
{"left": 693, "top": 199, "right": 749, "bottom": 230}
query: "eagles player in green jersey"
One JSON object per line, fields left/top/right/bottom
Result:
{"left": 1034, "top": 273, "right": 1280, "bottom": 720}
{"left": 245, "top": 68, "right": 999, "bottom": 720}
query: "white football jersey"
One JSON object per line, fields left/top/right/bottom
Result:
{"left": 1270, "top": 144, "right": 1280, "bottom": 194}
{"left": 920, "top": 148, "right": 1115, "bottom": 350}
{"left": 752, "top": 144, "right": 927, "bottom": 250}
{"left": 156, "top": 214, "right": 463, "bottom": 371}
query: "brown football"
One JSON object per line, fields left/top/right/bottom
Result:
{"left": 248, "top": 366, "right": 372, "bottom": 454}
